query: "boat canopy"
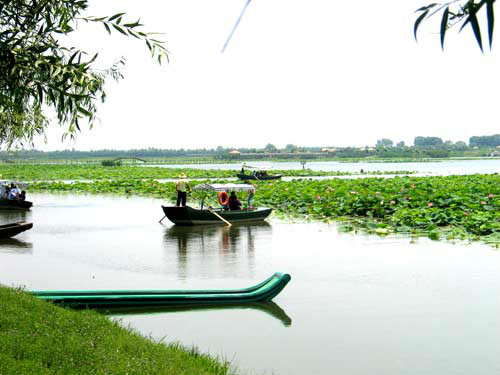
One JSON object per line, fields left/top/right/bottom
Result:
{"left": 193, "top": 183, "right": 255, "bottom": 192}
{"left": 241, "top": 163, "right": 271, "bottom": 170}
{"left": 0, "top": 180, "right": 28, "bottom": 189}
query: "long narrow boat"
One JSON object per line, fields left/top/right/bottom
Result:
{"left": 162, "top": 183, "right": 272, "bottom": 226}
{"left": 0, "top": 221, "right": 33, "bottom": 238}
{"left": 31, "top": 272, "right": 291, "bottom": 309}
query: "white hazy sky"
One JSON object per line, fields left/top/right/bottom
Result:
{"left": 34, "top": 0, "right": 500, "bottom": 151}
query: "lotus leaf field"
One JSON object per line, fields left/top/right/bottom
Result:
{"left": 22, "top": 168, "right": 500, "bottom": 246}
{"left": 0, "top": 164, "right": 413, "bottom": 181}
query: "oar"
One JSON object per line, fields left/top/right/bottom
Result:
{"left": 159, "top": 215, "right": 166, "bottom": 224}
{"left": 207, "top": 206, "right": 232, "bottom": 226}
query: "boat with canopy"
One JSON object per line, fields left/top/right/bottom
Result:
{"left": 161, "top": 183, "right": 272, "bottom": 226}
{"left": 0, "top": 180, "right": 33, "bottom": 210}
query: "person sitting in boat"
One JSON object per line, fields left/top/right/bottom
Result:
{"left": 8, "top": 183, "right": 19, "bottom": 200}
{"left": 228, "top": 191, "right": 242, "bottom": 210}
{"left": 19, "top": 190, "right": 26, "bottom": 201}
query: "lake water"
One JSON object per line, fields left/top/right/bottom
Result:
{"left": 149, "top": 158, "right": 500, "bottom": 175}
{"left": 0, "top": 193, "right": 499, "bottom": 375}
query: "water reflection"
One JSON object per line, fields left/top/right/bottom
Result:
{"left": 0, "top": 210, "right": 30, "bottom": 224}
{"left": 0, "top": 238, "right": 33, "bottom": 253}
{"left": 101, "top": 301, "right": 291, "bottom": 327}
{"left": 163, "top": 222, "right": 272, "bottom": 279}
{"left": 164, "top": 222, "right": 271, "bottom": 252}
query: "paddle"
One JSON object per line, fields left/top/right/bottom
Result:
{"left": 159, "top": 215, "right": 166, "bottom": 224}
{"left": 207, "top": 206, "right": 232, "bottom": 226}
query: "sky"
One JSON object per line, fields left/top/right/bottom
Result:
{"left": 33, "top": 0, "right": 500, "bottom": 151}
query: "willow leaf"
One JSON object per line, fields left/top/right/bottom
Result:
{"left": 469, "top": 7, "right": 484, "bottom": 51}
{"left": 440, "top": 7, "right": 450, "bottom": 49}
{"left": 486, "top": 0, "right": 494, "bottom": 49}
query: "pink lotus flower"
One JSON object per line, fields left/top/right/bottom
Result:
{"left": 481, "top": 201, "right": 486, "bottom": 205}
{"left": 428, "top": 202, "right": 433, "bottom": 207}
{"left": 316, "top": 195, "right": 321, "bottom": 200}
{"left": 489, "top": 193, "right": 494, "bottom": 198}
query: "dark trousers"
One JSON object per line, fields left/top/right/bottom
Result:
{"left": 176, "top": 191, "right": 187, "bottom": 206}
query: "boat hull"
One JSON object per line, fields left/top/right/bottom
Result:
{"left": 31, "top": 272, "right": 291, "bottom": 309}
{"left": 0, "top": 221, "right": 33, "bottom": 238}
{"left": 0, "top": 199, "right": 33, "bottom": 210}
{"left": 162, "top": 205, "right": 272, "bottom": 225}
{"left": 236, "top": 173, "right": 282, "bottom": 181}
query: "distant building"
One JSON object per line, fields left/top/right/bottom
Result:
{"left": 228, "top": 150, "right": 241, "bottom": 155}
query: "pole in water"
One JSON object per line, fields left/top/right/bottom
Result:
{"left": 159, "top": 216, "right": 166, "bottom": 224}
{"left": 221, "top": 0, "right": 252, "bottom": 53}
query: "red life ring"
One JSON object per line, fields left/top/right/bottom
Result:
{"left": 218, "top": 191, "right": 229, "bottom": 205}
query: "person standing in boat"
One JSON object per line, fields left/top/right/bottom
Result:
{"left": 244, "top": 180, "right": 255, "bottom": 209}
{"left": 175, "top": 173, "right": 190, "bottom": 207}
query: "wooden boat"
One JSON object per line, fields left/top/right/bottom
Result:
{"left": 236, "top": 172, "right": 282, "bottom": 181}
{"left": 161, "top": 183, "right": 272, "bottom": 226}
{"left": 31, "top": 272, "right": 291, "bottom": 309}
{"left": 162, "top": 205, "right": 272, "bottom": 225}
{"left": 0, "top": 181, "right": 32, "bottom": 210}
{"left": 0, "top": 221, "right": 33, "bottom": 238}
{"left": 0, "top": 198, "right": 33, "bottom": 210}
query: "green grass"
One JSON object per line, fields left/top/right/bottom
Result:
{"left": 0, "top": 285, "right": 233, "bottom": 375}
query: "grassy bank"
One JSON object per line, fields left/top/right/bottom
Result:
{"left": 28, "top": 174, "right": 500, "bottom": 246}
{"left": 0, "top": 285, "right": 232, "bottom": 375}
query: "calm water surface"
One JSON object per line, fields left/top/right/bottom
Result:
{"left": 0, "top": 193, "right": 499, "bottom": 375}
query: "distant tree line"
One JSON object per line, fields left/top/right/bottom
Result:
{"left": 1, "top": 134, "right": 500, "bottom": 161}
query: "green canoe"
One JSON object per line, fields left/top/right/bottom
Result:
{"left": 31, "top": 272, "right": 291, "bottom": 309}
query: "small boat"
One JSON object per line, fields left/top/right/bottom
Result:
{"left": 161, "top": 183, "right": 272, "bottom": 226}
{"left": 0, "top": 199, "right": 33, "bottom": 210}
{"left": 162, "top": 205, "right": 272, "bottom": 225}
{"left": 236, "top": 172, "right": 282, "bottom": 181}
{"left": 237, "top": 164, "right": 282, "bottom": 181}
{"left": 31, "top": 272, "right": 291, "bottom": 309}
{"left": 0, "top": 221, "right": 33, "bottom": 238}
{"left": 0, "top": 181, "right": 32, "bottom": 210}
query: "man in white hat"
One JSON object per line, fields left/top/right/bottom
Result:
{"left": 175, "top": 173, "right": 190, "bottom": 206}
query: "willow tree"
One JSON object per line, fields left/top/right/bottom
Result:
{"left": 0, "top": 0, "right": 167, "bottom": 148}
{"left": 414, "top": 0, "right": 495, "bottom": 50}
